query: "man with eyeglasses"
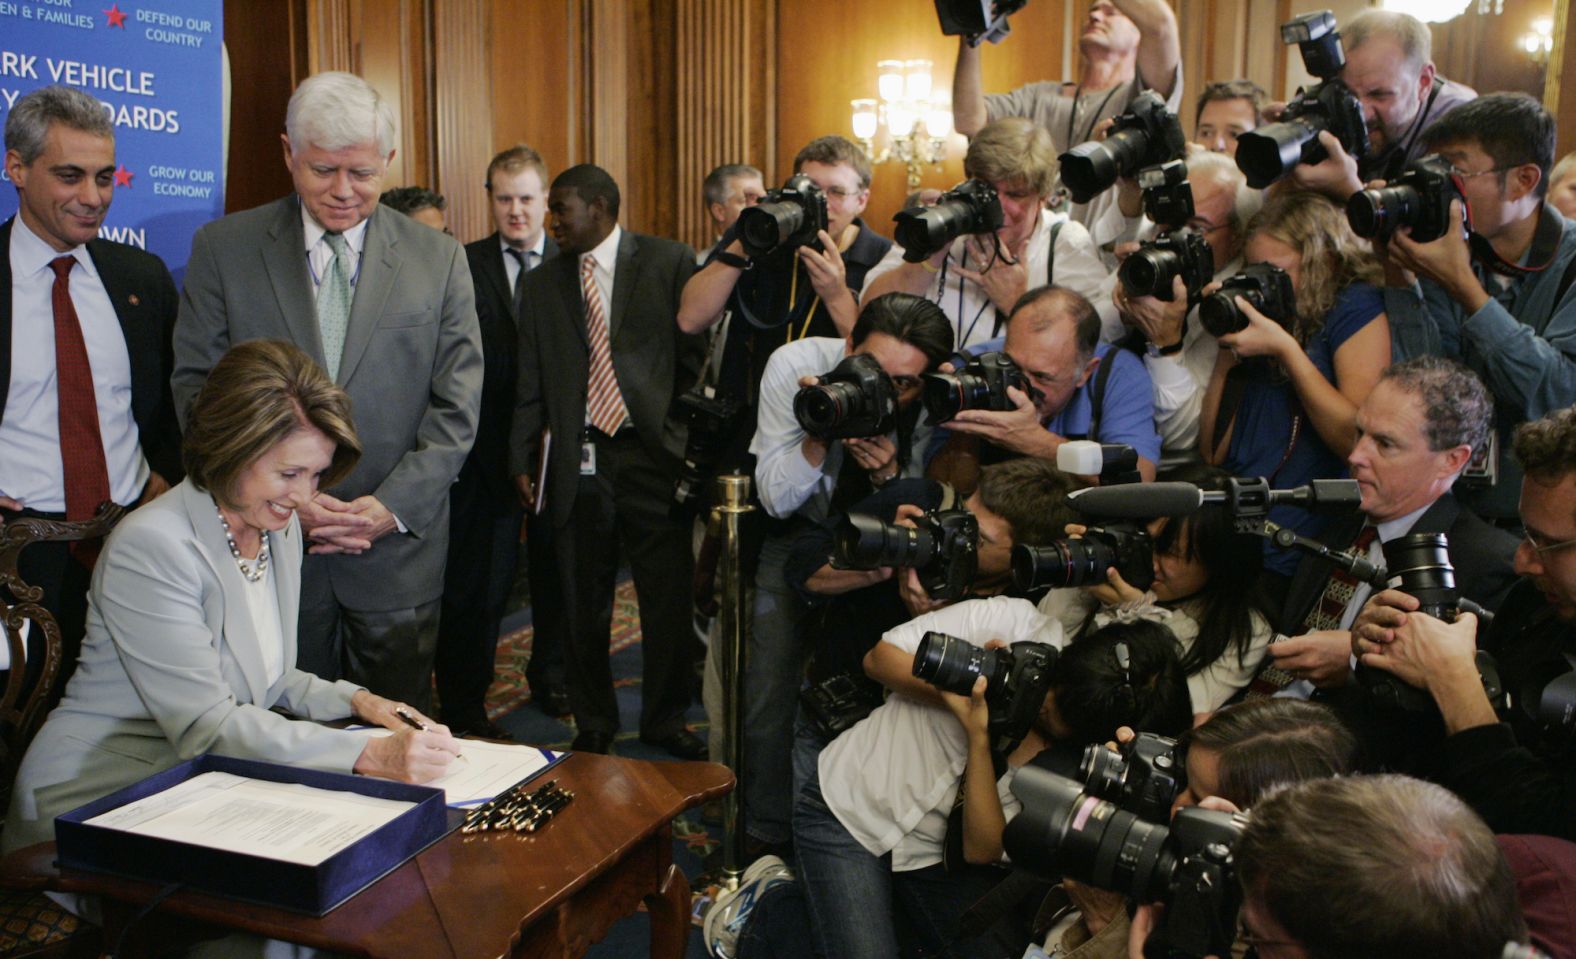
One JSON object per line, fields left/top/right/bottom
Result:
{"left": 1111, "top": 150, "right": 1260, "bottom": 466}
{"left": 1354, "top": 406, "right": 1576, "bottom": 840}
{"left": 1381, "top": 93, "right": 1576, "bottom": 524}
{"left": 1253, "top": 359, "right": 1517, "bottom": 738}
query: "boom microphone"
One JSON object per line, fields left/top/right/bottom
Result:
{"left": 1068, "top": 483, "right": 1205, "bottom": 518}
{"left": 1068, "top": 478, "right": 1364, "bottom": 520}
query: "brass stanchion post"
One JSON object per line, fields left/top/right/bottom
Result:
{"left": 712, "top": 472, "right": 754, "bottom": 889}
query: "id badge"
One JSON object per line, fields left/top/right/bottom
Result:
{"left": 580, "top": 440, "right": 597, "bottom": 476}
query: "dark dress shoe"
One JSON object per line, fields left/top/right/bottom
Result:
{"left": 450, "top": 716, "right": 515, "bottom": 741}
{"left": 571, "top": 730, "right": 614, "bottom": 754}
{"left": 640, "top": 727, "right": 707, "bottom": 761}
{"left": 532, "top": 684, "right": 572, "bottom": 718}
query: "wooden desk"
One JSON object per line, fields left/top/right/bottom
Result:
{"left": 0, "top": 752, "right": 733, "bottom": 958}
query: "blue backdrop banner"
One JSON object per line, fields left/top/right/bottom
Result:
{"left": 0, "top": 0, "right": 225, "bottom": 283}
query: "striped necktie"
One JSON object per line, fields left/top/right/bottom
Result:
{"left": 582, "top": 254, "right": 627, "bottom": 434}
{"left": 317, "top": 232, "right": 352, "bottom": 379}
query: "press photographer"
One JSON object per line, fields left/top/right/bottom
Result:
{"left": 951, "top": 0, "right": 1182, "bottom": 253}
{"left": 926, "top": 285, "right": 1162, "bottom": 492}
{"left": 1354, "top": 407, "right": 1576, "bottom": 840}
{"left": 1278, "top": 9, "right": 1477, "bottom": 203}
{"left": 786, "top": 458, "right": 1081, "bottom": 750}
{"left": 1200, "top": 190, "right": 1389, "bottom": 577}
{"left": 1125, "top": 776, "right": 1535, "bottom": 959}
{"left": 1032, "top": 464, "right": 1274, "bottom": 716}
{"left": 1111, "top": 151, "right": 1261, "bottom": 464}
{"left": 1255, "top": 358, "right": 1517, "bottom": 709}
{"left": 1000, "top": 698, "right": 1354, "bottom": 957}
{"left": 741, "top": 293, "right": 953, "bottom": 856}
{"left": 1381, "top": 93, "right": 1576, "bottom": 523}
{"left": 1192, "top": 80, "right": 1265, "bottom": 159}
{"left": 793, "top": 596, "right": 1190, "bottom": 959}
{"left": 862, "top": 117, "right": 1116, "bottom": 351}
{"left": 676, "top": 136, "right": 893, "bottom": 464}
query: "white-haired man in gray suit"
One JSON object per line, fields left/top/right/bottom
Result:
{"left": 173, "top": 71, "right": 483, "bottom": 711}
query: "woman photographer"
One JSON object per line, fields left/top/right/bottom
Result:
{"left": 1039, "top": 464, "right": 1274, "bottom": 719}
{"left": 1198, "top": 190, "right": 1390, "bottom": 576}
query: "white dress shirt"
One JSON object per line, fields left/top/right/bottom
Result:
{"left": 0, "top": 215, "right": 149, "bottom": 510}
{"left": 302, "top": 206, "right": 369, "bottom": 294}
{"left": 501, "top": 233, "right": 548, "bottom": 289}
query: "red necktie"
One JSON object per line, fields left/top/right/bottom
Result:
{"left": 582, "top": 255, "right": 627, "bottom": 434}
{"left": 1301, "top": 525, "right": 1380, "bottom": 632}
{"left": 51, "top": 256, "right": 112, "bottom": 567}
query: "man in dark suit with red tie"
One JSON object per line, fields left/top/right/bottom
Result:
{"left": 0, "top": 85, "right": 182, "bottom": 673}
{"left": 436, "top": 145, "right": 567, "bottom": 737}
{"left": 508, "top": 164, "right": 707, "bottom": 758}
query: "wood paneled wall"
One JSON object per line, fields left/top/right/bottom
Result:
{"left": 224, "top": 0, "right": 1576, "bottom": 243}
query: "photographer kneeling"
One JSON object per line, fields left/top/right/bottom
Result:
{"left": 1354, "top": 407, "right": 1576, "bottom": 840}
{"left": 1200, "top": 190, "right": 1390, "bottom": 577}
{"left": 1036, "top": 464, "right": 1275, "bottom": 716}
{"left": 792, "top": 597, "right": 1190, "bottom": 959}
{"left": 743, "top": 292, "right": 954, "bottom": 855}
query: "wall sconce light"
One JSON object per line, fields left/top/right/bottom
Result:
{"left": 1521, "top": 16, "right": 1554, "bottom": 66}
{"left": 851, "top": 59, "right": 952, "bottom": 191}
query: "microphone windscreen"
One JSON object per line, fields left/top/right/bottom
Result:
{"left": 1068, "top": 482, "right": 1204, "bottom": 519}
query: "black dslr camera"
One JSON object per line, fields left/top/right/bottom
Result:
{"left": 738, "top": 173, "right": 828, "bottom": 258}
{"left": 912, "top": 630, "right": 1059, "bottom": 755}
{"left": 1061, "top": 91, "right": 1187, "bottom": 204}
{"left": 920, "top": 351, "right": 1042, "bottom": 423}
{"left": 670, "top": 387, "right": 741, "bottom": 515}
{"left": 1138, "top": 160, "right": 1194, "bottom": 230}
{"left": 1235, "top": 11, "right": 1369, "bottom": 189}
{"left": 936, "top": 0, "right": 1029, "bottom": 46}
{"left": 832, "top": 509, "right": 979, "bottom": 602}
{"left": 1119, "top": 229, "right": 1214, "bottom": 303}
{"left": 893, "top": 178, "right": 1004, "bottom": 262}
{"left": 1199, "top": 263, "right": 1296, "bottom": 338}
{"left": 1012, "top": 523, "right": 1154, "bottom": 593}
{"left": 1080, "top": 732, "right": 1185, "bottom": 823}
{"left": 794, "top": 353, "right": 898, "bottom": 439}
{"left": 1347, "top": 154, "right": 1465, "bottom": 243}
{"left": 1005, "top": 767, "right": 1246, "bottom": 959}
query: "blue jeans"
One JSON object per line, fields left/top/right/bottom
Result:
{"left": 792, "top": 767, "right": 1015, "bottom": 959}
{"left": 745, "top": 535, "right": 806, "bottom": 844}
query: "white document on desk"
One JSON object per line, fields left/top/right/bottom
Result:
{"left": 84, "top": 771, "right": 414, "bottom": 866}
{"left": 358, "top": 732, "right": 560, "bottom": 807}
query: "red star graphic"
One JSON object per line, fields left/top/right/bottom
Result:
{"left": 113, "top": 165, "right": 134, "bottom": 188}
{"left": 104, "top": 3, "right": 128, "bottom": 28}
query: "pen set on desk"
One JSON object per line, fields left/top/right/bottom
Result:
{"left": 460, "top": 779, "right": 574, "bottom": 835}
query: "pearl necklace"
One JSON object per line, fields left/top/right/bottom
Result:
{"left": 216, "top": 505, "right": 270, "bottom": 582}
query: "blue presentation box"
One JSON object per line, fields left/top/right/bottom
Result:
{"left": 54, "top": 754, "right": 454, "bottom": 915}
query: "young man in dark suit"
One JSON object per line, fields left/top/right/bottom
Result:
{"left": 436, "top": 145, "right": 568, "bottom": 737}
{"left": 1, "top": 84, "right": 182, "bottom": 672}
{"left": 508, "top": 164, "right": 707, "bottom": 758}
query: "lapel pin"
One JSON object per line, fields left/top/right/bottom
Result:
{"left": 127, "top": 294, "right": 141, "bottom": 306}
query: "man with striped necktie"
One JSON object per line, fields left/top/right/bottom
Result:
{"left": 509, "top": 164, "right": 707, "bottom": 758}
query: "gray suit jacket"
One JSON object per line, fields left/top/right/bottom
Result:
{"left": 2, "top": 479, "right": 367, "bottom": 854}
{"left": 171, "top": 197, "right": 483, "bottom": 607}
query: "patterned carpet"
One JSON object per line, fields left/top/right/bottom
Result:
{"left": 484, "top": 579, "right": 721, "bottom": 958}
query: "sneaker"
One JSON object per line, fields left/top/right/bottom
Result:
{"left": 702, "top": 854, "right": 795, "bottom": 959}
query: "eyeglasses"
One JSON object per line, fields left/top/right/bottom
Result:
{"left": 1523, "top": 529, "right": 1576, "bottom": 556}
{"left": 1447, "top": 164, "right": 1512, "bottom": 181}
{"left": 822, "top": 185, "right": 865, "bottom": 200}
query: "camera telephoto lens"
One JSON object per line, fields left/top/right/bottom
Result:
{"left": 1198, "top": 293, "right": 1249, "bottom": 338}
{"left": 1119, "top": 246, "right": 1181, "bottom": 299}
{"left": 913, "top": 631, "right": 998, "bottom": 696}
{"left": 1234, "top": 119, "right": 1320, "bottom": 189}
{"left": 739, "top": 201, "right": 807, "bottom": 258}
{"left": 1346, "top": 184, "right": 1424, "bottom": 240}
{"left": 832, "top": 513, "right": 936, "bottom": 570}
{"left": 920, "top": 372, "right": 989, "bottom": 423}
{"left": 1012, "top": 538, "right": 1119, "bottom": 592}
{"left": 1382, "top": 532, "right": 1458, "bottom": 622}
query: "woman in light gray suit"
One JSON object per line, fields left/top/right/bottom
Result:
{"left": 3, "top": 340, "right": 460, "bottom": 857}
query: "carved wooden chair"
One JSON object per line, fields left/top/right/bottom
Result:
{"left": 0, "top": 504, "right": 125, "bottom": 958}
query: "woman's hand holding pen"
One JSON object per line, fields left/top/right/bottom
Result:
{"left": 350, "top": 690, "right": 461, "bottom": 783}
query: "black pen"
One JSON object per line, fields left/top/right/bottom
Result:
{"left": 394, "top": 707, "right": 427, "bottom": 731}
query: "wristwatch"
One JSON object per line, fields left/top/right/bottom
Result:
{"left": 1145, "top": 338, "right": 1185, "bottom": 358}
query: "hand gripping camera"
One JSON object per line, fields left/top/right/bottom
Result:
{"left": 1119, "top": 229, "right": 1215, "bottom": 303}
{"left": 1198, "top": 263, "right": 1297, "bottom": 338}
{"left": 892, "top": 178, "right": 1005, "bottom": 262}
{"left": 737, "top": 174, "right": 829, "bottom": 258}
{"left": 1234, "top": 11, "right": 1369, "bottom": 189}
{"left": 911, "top": 630, "right": 1060, "bottom": 756}
{"left": 832, "top": 508, "right": 979, "bottom": 602}
{"left": 1080, "top": 732, "right": 1186, "bottom": 823}
{"left": 793, "top": 353, "right": 898, "bottom": 439}
{"left": 920, "top": 351, "right": 1042, "bottom": 423}
{"left": 1060, "top": 91, "right": 1188, "bottom": 205}
{"left": 1005, "top": 766, "right": 1246, "bottom": 959}
{"left": 1346, "top": 154, "right": 1467, "bottom": 243}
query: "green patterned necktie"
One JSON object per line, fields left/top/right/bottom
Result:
{"left": 317, "top": 231, "right": 352, "bottom": 379}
